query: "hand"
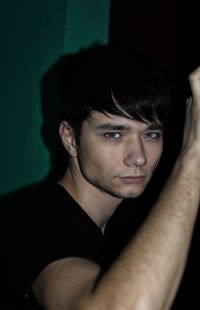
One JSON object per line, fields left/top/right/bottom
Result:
{"left": 182, "top": 67, "right": 200, "bottom": 153}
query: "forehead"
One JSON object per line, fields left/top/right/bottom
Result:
{"left": 85, "top": 111, "right": 160, "bottom": 131}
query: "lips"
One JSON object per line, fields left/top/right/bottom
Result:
{"left": 120, "top": 176, "right": 146, "bottom": 184}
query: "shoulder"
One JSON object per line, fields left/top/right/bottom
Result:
{"left": 0, "top": 182, "right": 72, "bottom": 220}
{"left": 0, "top": 182, "right": 104, "bottom": 307}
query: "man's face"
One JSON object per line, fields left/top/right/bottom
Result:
{"left": 75, "top": 111, "right": 163, "bottom": 199}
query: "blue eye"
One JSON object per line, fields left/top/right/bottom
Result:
{"left": 104, "top": 132, "right": 121, "bottom": 139}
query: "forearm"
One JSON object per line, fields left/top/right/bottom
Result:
{"left": 88, "top": 152, "right": 200, "bottom": 310}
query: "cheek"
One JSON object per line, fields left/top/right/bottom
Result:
{"left": 153, "top": 145, "right": 163, "bottom": 167}
{"left": 147, "top": 143, "right": 163, "bottom": 168}
{"left": 79, "top": 142, "right": 120, "bottom": 174}
{"left": 78, "top": 143, "right": 105, "bottom": 168}
{"left": 81, "top": 137, "right": 117, "bottom": 160}
{"left": 91, "top": 150, "right": 118, "bottom": 170}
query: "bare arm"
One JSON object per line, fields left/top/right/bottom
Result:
{"left": 32, "top": 68, "right": 200, "bottom": 310}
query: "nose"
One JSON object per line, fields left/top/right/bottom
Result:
{"left": 124, "top": 138, "right": 147, "bottom": 167}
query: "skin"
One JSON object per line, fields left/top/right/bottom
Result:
{"left": 58, "top": 112, "right": 163, "bottom": 228}
{"left": 32, "top": 68, "right": 200, "bottom": 310}
{"left": 76, "top": 112, "right": 163, "bottom": 199}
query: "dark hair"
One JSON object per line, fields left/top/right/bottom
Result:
{"left": 60, "top": 44, "right": 172, "bottom": 141}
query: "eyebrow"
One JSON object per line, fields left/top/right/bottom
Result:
{"left": 95, "top": 123, "right": 131, "bottom": 131}
{"left": 95, "top": 122, "right": 163, "bottom": 131}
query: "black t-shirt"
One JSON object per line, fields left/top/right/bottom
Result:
{"left": 0, "top": 183, "right": 106, "bottom": 309}
{"left": 1, "top": 182, "right": 199, "bottom": 309}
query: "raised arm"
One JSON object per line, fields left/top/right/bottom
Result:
{"left": 32, "top": 68, "right": 200, "bottom": 310}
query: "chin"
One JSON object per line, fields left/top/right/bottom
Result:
{"left": 119, "top": 185, "right": 146, "bottom": 199}
{"left": 107, "top": 188, "right": 145, "bottom": 199}
{"left": 122, "top": 192, "right": 144, "bottom": 199}
{"left": 94, "top": 181, "right": 146, "bottom": 199}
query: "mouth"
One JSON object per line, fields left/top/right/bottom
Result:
{"left": 119, "top": 176, "right": 146, "bottom": 185}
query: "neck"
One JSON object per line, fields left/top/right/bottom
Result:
{"left": 58, "top": 166, "right": 122, "bottom": 232}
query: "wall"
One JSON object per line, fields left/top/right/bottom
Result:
{"left": 109, "top": 0, "right": 176, "bottom": 66}
{"left": 0, "top": 0, "right": 110, "bottom": 196}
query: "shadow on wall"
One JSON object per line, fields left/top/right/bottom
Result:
{"left": 0, "top": 44, "right": 113, "bottom": 206}
{"left": 0, "top": 47, "right": 94, "bottom": 206}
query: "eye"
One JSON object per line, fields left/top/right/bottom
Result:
{"left": 104, "top": 132, "right": 121, "bottom": 140}
{"left": 143, "top": 131, "right": 161, "bottom": 140}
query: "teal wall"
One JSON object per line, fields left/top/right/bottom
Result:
{"left": 0, "top": 0, "right": 110, "bottom": 196}
{"left": 64, "top": 0, "right": 110, "bottom": 53}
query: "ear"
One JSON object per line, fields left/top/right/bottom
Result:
{"left": 59, "top": 121, "right": 78, "bottom": 157}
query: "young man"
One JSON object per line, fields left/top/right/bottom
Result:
{"left": 0, "top": 44, "right": 200, "bottom": 309}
